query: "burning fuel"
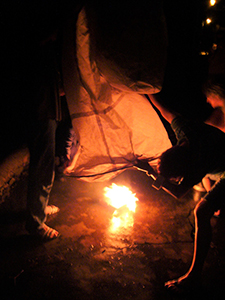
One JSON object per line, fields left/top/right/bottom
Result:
{"left": 104, "top": 183, "right": 139, "bottom": 212}
{"left": 104, "top": 183, "right": 139, "bottom": 231}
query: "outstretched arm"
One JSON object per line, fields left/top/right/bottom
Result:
{"left": 148, "top": 94, "right": 178, "bottom": 124}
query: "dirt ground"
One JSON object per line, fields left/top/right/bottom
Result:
{"left": 1, "top": 168, "right": 225, "bottom": 300}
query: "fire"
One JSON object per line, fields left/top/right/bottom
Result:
{"left": 104, "top": 183, "right": 139, "bottom": 231}
{"left": 104, "top": 183, "right": 138, "bottom": 211}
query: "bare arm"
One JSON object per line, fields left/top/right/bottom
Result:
{"left": 148, "top": 94, "right": 178, "bottom": 124}
{"left": 205, "top": 107, "right": 225, "bottom": 133}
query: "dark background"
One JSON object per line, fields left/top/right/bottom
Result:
{"left": 0, "top": 0, "right": 224, "bottom": 161}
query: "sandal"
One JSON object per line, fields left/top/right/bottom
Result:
{"left": 34, "top": 223, "right": 59, "bottom": 240}
{"left": 46, "top": 205, "right": 60, "bottom": 216}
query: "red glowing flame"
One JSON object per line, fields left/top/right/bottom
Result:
{"left": 104, "top": 183, "right": 139, "bottom": 231}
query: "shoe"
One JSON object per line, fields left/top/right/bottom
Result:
{"left": 46, "top": 205, "right": 60, "bottom": 216}
{"left": 26, "top": 223, "right": 60, "bottom": 241}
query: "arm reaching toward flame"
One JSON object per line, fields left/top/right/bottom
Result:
{"left": 148, "top": 94, "right": 179, "bottom": 124}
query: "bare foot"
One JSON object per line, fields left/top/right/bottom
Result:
{"left": 26, "top": 223, "right": 60, "bottom": 241}
{"left": 165, "top": 274, "right": 201, "bottom": 294}
{"left": 34, "top": 223, "right": 60, "bottom": 240}
{"left": 45, "top": 205, "right": 60, "bottom": 215}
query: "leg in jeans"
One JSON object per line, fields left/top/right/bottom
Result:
{"left": 26, "top": 118, "right": 59, "bottom": 239}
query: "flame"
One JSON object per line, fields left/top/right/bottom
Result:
{"left": 104, "top": 183, "right": 138, "bottom": 211}
{"left": 210, "top": 0, "right": 216, "bottom": 6}
{"left": 104, "top": 183, "right": 139, "bottom": 231}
